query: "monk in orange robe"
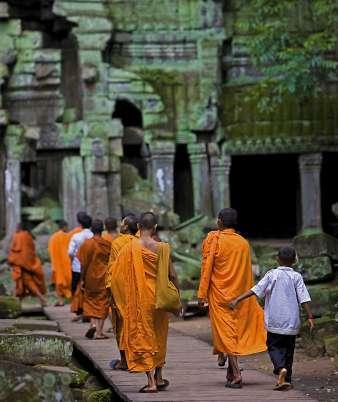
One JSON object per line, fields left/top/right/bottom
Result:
{"left": 69, "top": 212, "right": 92, "bottom": 321}
{"left": 111, "top": 212, "right": 179, "bottom": 393}
{"left": 102, "top": 217, "right": 119, "bottom": 243}
{"left": 8, "top": 223, "right": 47, "bottom": 306}
{"left": 198, "top": 208, "right": 266, "bottom": 388}
{"left": 79, "top": 219, "right": 111, "bottom": 339}
{"left": 106, "top": 213, "right": 139, "bottom": 370}
{"left": 48, "top": 220, "right": 72, "bottom": 306}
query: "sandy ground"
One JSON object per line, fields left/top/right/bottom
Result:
{"left": 170, "top": 316, "right": 338, "bottom": 402}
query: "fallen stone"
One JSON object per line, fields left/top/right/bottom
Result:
{"left": 0, "top": 360, "right": 74, "bottom": 401}
{"left": 0, "top": 296, "right": 21, "bottom": 318}
{"left": 35, "top": 364, "right": 88, "bottom": 387}
{"left": 0, "top": 331, "right": 73, "bottom": 365}
{"left": 68, "top": 364, "right": 90, "bottom": 387}
{"left": 84, "top": 388, "right": 112, "bottom": 402}
{"left": 0, "top": 2, "right": 9, "bottom": 18}
{"left": 294, "top": 232, "right": 338, "bottom": 260}
{"left": 14, "top": 318, "right": 59, "bottom": 332}
{"left": 323, "top": 335, "right": 338, "bottom": 357}
{"left": 21, "top": 304, "right": 43, "bottom": 315}
{"left": 296, "top": 256, "right": 333, "bottom": 283}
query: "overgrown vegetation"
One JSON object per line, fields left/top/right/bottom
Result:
{"left": 236, "top": 0, "right": 338, "bottom": 110}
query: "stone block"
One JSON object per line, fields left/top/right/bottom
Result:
{"left": 294, "top": 232, "right": 338, "bottom": 260}
{"left": 307, "top": 283, "right": 338, "bottom": 317}
{"left": 0, "top": 296, "right": 21, "bottom": 318}
{"left": 14, "top": 319, "right": 59, "bottom": 332}
{"left": 82, "top": 64, "right": 99, "bottom": 83}
{"left": 297, "top": 256, "right": 333, "bottom": 283}
{"left": 36, "top": 364, "right": 89, "bottom": 388}
{"left": 0, "top": 19, "right": 21, "bottom": 36}
{"left": 16, "top": 31, "right": 43, "bottom": 49}
{"left": 84, "top": 389, "right": 112, "bottom": 402}
{"left": 0, "top": 2, "right": 9, "bottom": 18}
{"left": 24, "top": 126, "right": 40, "bottom": 140}
{"left": 0, "top": 361, "right": 74, "bottom": 401}
{"left": 0, "top": 331, "right": 73, "bottom": 365}
{"left": 0, "top": 109, "right": 8, "bottom": 125}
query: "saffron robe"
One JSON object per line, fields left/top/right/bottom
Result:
{"left": 198, "top": 229, "right": 266, "bottom": 356}
{"left": 106, "top": 234, "right": 135, "bottom": 348}
{"left": 111, "top": 239, "right": 169, "bottom": 372}
{"left": 102, "top": 231, "right": 118, "bottom": 243}
{"left": 8, "top": 230, "right": 46, "bottom": 298}
{"left": 48, "top": 230, "right": 72, "bottom": 299}
{"left": 79, "top": 237, "right": 111, "bottom": 319}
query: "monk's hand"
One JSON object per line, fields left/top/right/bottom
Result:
{"left": 198, "top": 298, "right": 208, "bottom": 307}
{"left": 308, "top": 317, "right": 315, "bottom": 333}
{"left": 228, "top": 299, "right": 238, "bottom": 310}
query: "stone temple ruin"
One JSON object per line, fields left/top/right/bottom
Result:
{"left": 0, "top": 0, "right": 337, "bottom": 357}
{"left": 0, "top": 1, "right": 338, "bottom": 256}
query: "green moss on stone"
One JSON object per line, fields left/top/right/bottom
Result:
{"left": 0, "top": 296, "right": 21, "bottom": 319}
{"left": 85, "top": 388, "right": 112, "bottom": 402}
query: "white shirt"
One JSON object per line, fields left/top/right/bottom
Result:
{"left": 251, "top": 266, "right": 311, "bottom": 335}
{"left": 68, "top": 229, "right": 93, "bottom": 273}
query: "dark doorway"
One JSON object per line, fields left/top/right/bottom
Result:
{"left": 112, "top": 99, "right": 143, "bottom": 128}
{"left": 113, "top": 99, "right": 147, "bottom": 178}
{"left": 174, "top": 144, "right": 194, "bottom": 221}
{"left": 321, "top": 152, "right": 338, "bottom": 236}
{"left": 230, "top": 154, "right": 300, "bottom": 238}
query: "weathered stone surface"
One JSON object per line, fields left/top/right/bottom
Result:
{"left": 307, "top": 283, "right": 338, "bottom": 317}
{"left": 294, "top": 232, "right": 338, "bottom": 260}
{"left": 0, "top": 360, "right": 74, "bottom": 402}
{"left": 14, "top": 318, "right": 59, "bottom": 332}
{"left": 36, "top": 364, "right": 89, "bottom": 388}
{"left": 0, "top": 296, "right": 21, "bottom": 318}
{"left": 0, "top": 2, "right": 9, "bottom": 18}
{"left": 323, "top": 335, "right": 338, "bottom": 357}
{"left": 296, "top": 256, "right": 333, "bottom": 283}
{"left": 84, "top": 388, "right": 112, "bottom": 402}
{"left": 0, "top": 331, "right": 73, "bottom": 365}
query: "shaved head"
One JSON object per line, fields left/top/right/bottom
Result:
{"left": 218, "top": 208, "right": 237, "bottom": 229}
{"left": 121, "top": 213, "right": 138, "bottom": 235}
{"left": 139, "top": 212, "right": 157, "bottom": 230}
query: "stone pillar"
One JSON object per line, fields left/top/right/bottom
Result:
{"left": 188, "top": 143, "right": 212, "bottom": 216}
{"left": 210, "top": 155, "right": 231, "bottom": 215}
{"left": 150, "top": 141, "right": 175, "bottom": 210}
{"left": 62, "top": 156, "right": 86, "bottom": 229}
{"left": 299, "top": 153, "right": 323, "bottom": 232}
{"left": 5, "top": 159, "right": 21, "bottom": 238}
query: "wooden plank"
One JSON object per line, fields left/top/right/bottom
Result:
{"left": 44, "top": 306, "right": 316, "bottom": 402}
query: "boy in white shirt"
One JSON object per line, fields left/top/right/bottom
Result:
{"left": 229, "top": 246, "right": 314, "bottom": 390}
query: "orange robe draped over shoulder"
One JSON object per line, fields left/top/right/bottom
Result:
{"left": 111, "top": 239, "right": 169, "bottom": 372}
{"left": 79, "top": 237, "right": 111, "bottom": 319}
{"left": 198, "top": 229, "right": 266, "bottom": 356}
{"left": 102, "top": 231, "right": 118, "bottom": 243}
{"left": 48, "top": 230, "right": 72, "bottom": 299}
{"left": 8, "top": 230, "right": 46, "bottom": 298}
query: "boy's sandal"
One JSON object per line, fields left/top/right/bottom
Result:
{"left": 139, "top": 385, "right": 158, "bottom": 393}
{"left": 85, "top": 326, "right": 96, "bottom": 339}
{"left": 274, "top": 382, "right": 291, "bottom": 391}
{"left": 157, "top": 379, "right": 169, "bottom": 391}
{"left": 227, "top": 380, "right": 242, "bottom": 389}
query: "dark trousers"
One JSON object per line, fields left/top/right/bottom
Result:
{"left": 267, "top": 332, "right": 296, "bottom": 383}
{"left": 71, "top": 272, "right": 81, "bottom": 295}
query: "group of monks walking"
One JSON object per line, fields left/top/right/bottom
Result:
{"left": 7, "top": 207, "right": 313, "bottom": 393}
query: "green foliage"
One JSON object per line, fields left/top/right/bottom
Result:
{"left": 236, "top": 0, "right": 338, "bottom": 111}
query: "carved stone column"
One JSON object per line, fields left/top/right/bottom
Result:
{"left": 62, "top": 156, "right": 86, "bottom": 229}
{"left": 299, "top": 153, "right": 323, "bottom": 232}
{"left": 5, "top": 159, "right": 21, "bottom": 239}
{"left": 150, "top": 141, "right": 175, "bottom": 210}
{"left": 188, "top": 143, "right": 212, "bottom": 216}
{"left": 210, "top": 155, "right": 231, "bottom": 215}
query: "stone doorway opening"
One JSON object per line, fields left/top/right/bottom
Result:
{"left": 230, "top": 154, "right": 300, "bottom": 239}
{"left": 112, "top": 99, "right": 147, "bottom": 178}
{"left": 321, "top": 152, "right": 338, "bottom": 236}
{"left": 174, "top": 144, "right": 194, "bottom": 221}
{"left": 21, "top": 151, "right": 76, "bottom": 225}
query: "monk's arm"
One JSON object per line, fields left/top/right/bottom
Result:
{"left": 228, "top": 290, "right": 255, "bottom": 309}
{"left": 169, "top": 259, "right": 179, "bottom": 290}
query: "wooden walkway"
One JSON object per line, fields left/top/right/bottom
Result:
{"left": 45, "top": 306, "right": 316, "bottom": 402}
